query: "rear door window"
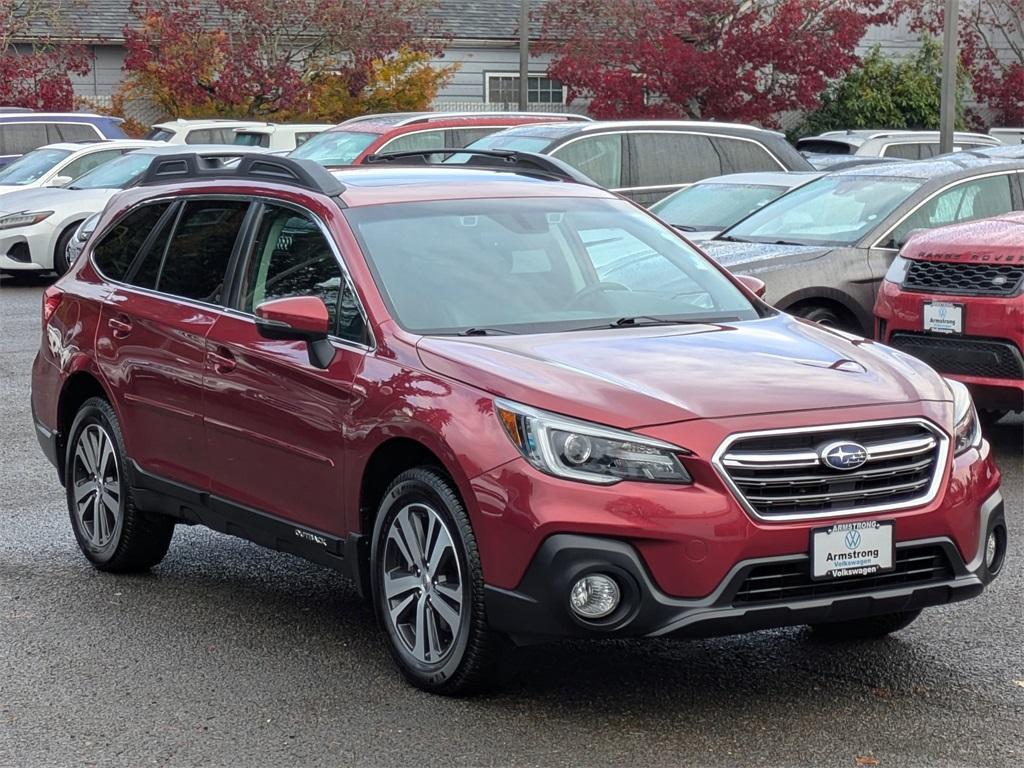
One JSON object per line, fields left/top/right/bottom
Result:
{"left": 185, "top": 128, "right": 236, "bottom": 145}
{"left": 0, "top": 123, "right": 48, "bottom": 155}
{"left": 630, "top": 132, "right": 722, "bottom": 189}
{"left": 450, "top": 127, "right": 501, "bottom": 148}
{"left": 551, "top": 133, "right": 623, "bottom": 188}
{"left": 92, "top": 203, "right": 173, "bottom": 281}
{"left": 156, "top": 200, "right": 250, "bottom": 302}
{"left": 882, "top": 143, "right": 925, "bottom": 160}
{"left": 54, "top": 123, "right": 102, "bottom": 142}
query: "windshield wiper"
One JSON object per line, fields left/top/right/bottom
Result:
{"left": 671, "top": 224, "right": 698, "bottom": 232}
{"left": 571, "top": 315, "right": 740, "bottom": 331}
{"left": 768, "top": 239, "right": 808, "bottom": 246}
{"left": 715, "top": 234, "right": 750, "bottom": 243}
{"left": 457, "top": 327, "right": 517, "bottom": 336}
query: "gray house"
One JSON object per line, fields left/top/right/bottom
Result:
{"left": 17, "top": 0, "right": 571, "bottom": 114}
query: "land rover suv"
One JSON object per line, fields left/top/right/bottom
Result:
{"left": 31, "top": 151, "right": 1006, "bottom": 696}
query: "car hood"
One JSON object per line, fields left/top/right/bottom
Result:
{"left": 0, "top": 186, "right": 117, "bottom": 215}
{"left": 700, "top": 240, "right": 837, "bottom": 270}
{"left": 416, "top": 314, "right": 949, "bottom": 429}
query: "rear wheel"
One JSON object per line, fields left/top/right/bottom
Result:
{"left": 370, "top": 467, "right": 501, "bottom": 696}
{"left": 65, "top": 397, "right": 175, "bottom": 572}
{"left": 792, "top": 302, "right": 844, "bottom": 329}
{"left": 809, "top": 609, "right": 921, "bottom": 641}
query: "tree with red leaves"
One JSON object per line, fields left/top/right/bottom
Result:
{"left": 120, "top": 0, "right": 452, "bottom": 121}
{"left": 538, "top": 0, "right": 905, "bottom": 125}
{"left": 906, "top": 0, "right": 1024, "bottom": 126}
{"left": 0, "top": 0, "right": 91, "bottom": 110}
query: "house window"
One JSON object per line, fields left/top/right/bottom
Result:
{"left": 486, "top": 73, "right": 567, "bottom": 105}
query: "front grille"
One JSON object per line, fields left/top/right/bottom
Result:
{"left": 890, "top": 333, "right": 1024, "bottom": 380}
{"left": 733, "top": 545, "right": 954, "bottom": 604}
{"left": 718, "top": 421, "right": 944, "bottom": 520}
{"left": 903, "top": 259, "right": 1024, "bottom": 297}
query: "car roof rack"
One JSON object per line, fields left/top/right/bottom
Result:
{"left": 390, "top": 111, "right": 592, "bottom": 126}
{"left": 139, "top": 151, "right": 345, "bottom": 196}
{"left": 362, "top": 148, "right": 598, "bottom": 186}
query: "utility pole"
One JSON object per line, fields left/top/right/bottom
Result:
{"left": 939, "top": 0, "right": 960, "bottom": 153}
{"left": 518, "top": 0, "right": 529, "bottom": 111}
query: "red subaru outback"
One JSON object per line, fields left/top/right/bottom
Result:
{"left": 875, "top": 213, "right": 1024, "bottom": 420}
{"left": 31, "top": 150, "right": 1006, "bottom": 695}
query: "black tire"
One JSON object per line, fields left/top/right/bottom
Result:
{"left": 65, "top": 397, "right": 174, "bottom": 572}
{"left": 53, "top": 223, "right": 78, "bottom": 276}
{"left": 793, "top": 303, "right": 845, "bottom": 329}
{"left": 809, "top": 609, "right": 922, "bottom": 641}
{"left": 370, "top": 467, "right": 501, "bottom": 696}
{"left": 979, "top": 408, "right": 1010, "bottom": 427}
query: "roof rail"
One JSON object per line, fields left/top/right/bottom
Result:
{"left": 362, "top": 148, "right": 598, "bottom": 186}
{"left": 392, "top": 111, "right": 592, "bottom": 127}
{"left": 139, "top": 152, "right": 345, "bottom": 196}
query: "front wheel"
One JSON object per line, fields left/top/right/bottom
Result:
{"left": 370, "top": 467, "right": 501, "bottom": 695}
{"left": 53, "top": 224, "right": 78, "bottom": 275}
{"left": 809, "top": 609, "right": 921, "bottom": 641}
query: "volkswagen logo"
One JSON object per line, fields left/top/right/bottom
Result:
{"left": 844, "top": 529, "right": 862, "bottom": 549}
{"left": 819, "top": 440, "right": 869, "bottom": 471}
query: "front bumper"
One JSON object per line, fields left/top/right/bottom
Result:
{"left": 0, "top": 220, "right": 57, "bottom": 271}
{"left": 485, "top": 492, "right": 1005, "bottom": 641}
{"left": 874, "top": 279, "right": 1023, "bottom": 411}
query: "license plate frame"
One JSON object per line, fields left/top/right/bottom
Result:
{"left": 923, "top": 301, "right": 964, "bottom": 334}
{"left": 810, "top": 521, "right": 895, "bottom": 581}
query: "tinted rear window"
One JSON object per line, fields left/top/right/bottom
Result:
{"left": 156, "top": 200, "right": 249, "bottom": 303}
{"left": 92, "top": 203, "right": 173, "bottom": 281}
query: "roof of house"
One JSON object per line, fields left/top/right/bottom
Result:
{"left": 17, "top": 0, "right": 548, "bottom": 43}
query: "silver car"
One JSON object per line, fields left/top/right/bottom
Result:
{"left": 701, "top": 155, "right": 1024, "bottom": 334}
{"left": 797, "top": 130, "right": 1001, "bottom": 169}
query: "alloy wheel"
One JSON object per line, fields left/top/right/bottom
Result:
{"left": 71, "top": 423, "right": 122, "bottom": 549}
{"left": 382, "top": 503, "right": 464, "bottom": 664}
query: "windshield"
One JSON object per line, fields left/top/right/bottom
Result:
{"left": 289, "top": 130, "right": 377, "bottom": 165}
{"left": 0, "top": 148, "right": 72, "bottom": 185}
{"left": 464, "top": 134, "right": 553, "bottom": 153}
{"left": 69, "top": 152, "right": 154, "bottom": 190}
{"left": 722, "top": 175, "right": 924, "bottom": 246}
{"left": 651, "top": 182, "right": 790, "bottom": 230}
{"left": 345, "top": 197, "right": 759, "bottom": 335}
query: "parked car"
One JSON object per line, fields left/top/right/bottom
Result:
{"left": 465, "top": 121, "right": 813, "bottom": 204}
{"left": 232, "top": 123, "right": 331, "bottom": 151}
{"left": 796, "top": 130, "right": 1001, "bottom": 169}
{"left": 989, "top": 128, "right": 1023, "bottom": 145}
{"left": 649, "top": 171, "right": 823, "bottom": 241}
{"left": 146, "top": 119, "right": 266, "bottom": 144}
{"left": 0, "top": 112, "right": 127, "bottom": 168}
{"left": 701, "top": 156, "right": 1024, "bottom": 334}
{"left": 944, "top": 144, "right": 1024, "bottom": 161}
{"left": 290, "top": 111, "right": 591, "bottom": 168}
{"left": 0, "top": 144, "right": 261, "bottom": 275}
{"left": 875, "top": 212, "right": 1023, "bottom": 419}
{"left": 0, "top": 140, "right": 162, "bottom": 195}
{"left": 32, "top": 150, "right": 1005, "bottom": 695}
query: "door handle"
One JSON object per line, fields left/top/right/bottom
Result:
{"left": 209, "top": 347, "right": 236, "bottom": 373}
{"left": 107, "top": 315, "right": 132, "bottom": 339}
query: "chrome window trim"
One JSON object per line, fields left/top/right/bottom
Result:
{"left": 711, "top": 417, "right": 950, "bottom": 523}
{"left": 90, "top": 193, "right": 375, "bottom": 353}
{"left": 869, "top": 169, "right": 1019, "bottom": 250}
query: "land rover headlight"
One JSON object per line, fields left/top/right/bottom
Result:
{"left": 884, "top": 255, "right": 911, "bottom": 285}
{"left": 0, "top": 210, "right": 53, "bottom": 230}
{"left": 495, "top": 399, "right": 692, "bottom": 484}
{"left": 946, "top": 378, "right": 982, "bottom": 455}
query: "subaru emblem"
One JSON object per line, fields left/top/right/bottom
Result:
{"left": 819, "top": 440, "right": 869, "bottom": 471}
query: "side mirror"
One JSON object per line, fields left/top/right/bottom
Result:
{"left": 735, "top": 274, "right": 767, "bottom": 298}
{"left": 255, "top": 296, "right": 335, "bottom": 368}
{"left": 45, "top": 175, "right": 73, "bottom": 188}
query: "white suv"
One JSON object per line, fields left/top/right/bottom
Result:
{"left": 146, "top": 119, "right": 266, "bottom": 144}
{"left": 232, "top": 123, "right": 330, "bottom": 152}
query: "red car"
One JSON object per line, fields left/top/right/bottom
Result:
{"left": 289, "top": 111, "right": 590, "bottom": 167}
{"left": 32, "top": 150, "right": 1006, "bottom": 696}
{"left": 875, "top": 212, "right": 1024, "bottom": 419}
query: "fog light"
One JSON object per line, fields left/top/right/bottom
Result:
{"left": 985, "top": 531, "right": 998, "bottom": 569}
{"left": 569, "top": 574, "right": 620, "bottom": 619}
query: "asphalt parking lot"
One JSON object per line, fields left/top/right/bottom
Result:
{"left": 1, "top": 274, "right": 1022, "bottom": 768}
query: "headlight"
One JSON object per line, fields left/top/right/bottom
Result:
{"left": 884, "top": 255, "right": 911, "bottom": 285}
{"left": 495, "top": 399, "right": 692, "bottom": 484}
{"left": 946, "top": 378, "right": 982, "bottom": 455}
{"left": 0, "top": 210, "right": 54, "bottom": 230}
